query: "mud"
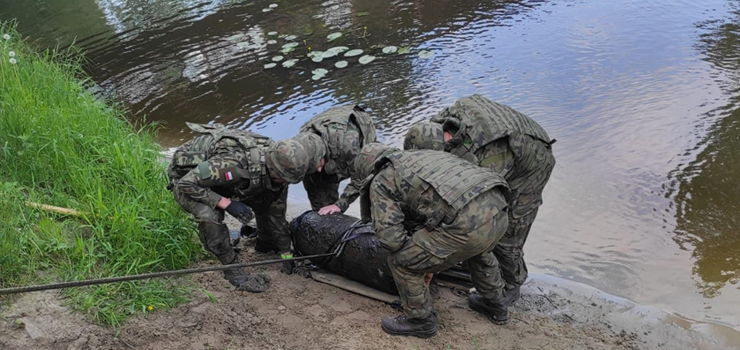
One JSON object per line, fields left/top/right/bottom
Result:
{"left": 291, "top": 211, "right": 397, "bottom": 295}
{"left": 236, "top": 273, "right": 271, "bottom": 293}
{"left": 1, "top": 212, "right": 738, "bottom": 350}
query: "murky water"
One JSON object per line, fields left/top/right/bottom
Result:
{"left": 3, "top": 0, "right": 739, "bottom": 330}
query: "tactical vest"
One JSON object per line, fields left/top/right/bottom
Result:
{"left": 372, "top": 150, "right": 508, "bottom": 229}
{"left": 299, "top": 105, "right": 377, "bottom": 175}
{"left": 433, "top": 95, "right": 552, "bottom": 161}
{"left": 170, "top": 122, "right": 274, "bottom": 193}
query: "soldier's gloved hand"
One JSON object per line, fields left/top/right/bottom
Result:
{"left": 225, "top": 201, "right": 254, "bottom": 224}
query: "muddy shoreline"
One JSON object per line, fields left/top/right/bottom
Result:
{"left": 1, "top": 207, "right": 738, "bottom": 350}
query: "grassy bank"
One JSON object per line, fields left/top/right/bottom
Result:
{"left": 0, "top": 22, "right": 203, "bottom": 327}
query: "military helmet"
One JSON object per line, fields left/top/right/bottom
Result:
{"left": 293, "top": 133, "right": 326, "bottom": 175}
{"left": 265, "top": 138, "right": 311, "bottom": 184}
{"left": 354, "top": 143, "right": 399, "bottom": 183}
{"left": 403, "top": 121, "right": 445, "bottom": 151}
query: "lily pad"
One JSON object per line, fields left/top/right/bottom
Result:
{"left": 269, "top": 3, "right": 278, "bottom": 8}
{"left": 262, "top": 8, "right": 272, "bottom": 12}
{"left": 264, "top": 63, "right": 277, "bottom": 69}
{"left": 397, "top": 46, "right": 411, "bottom": 54}
{"left": 312, "top": 56, "right": 323, "bottom": 63}
{"left": 272, "top": 55, "right": 284, "bottom": 62}
{"left": 327, "top": 46, "right": 349, "bottom": 54}
{"left": 267, "top": 40, "right": 277, "bottom": 45}
{"left": 327, "top": 32, "right": 342, "bottom": 41}
{"left": 311, "top": 68, "right": 329, "bottom": 80}
{"left": 285, "top": 35, "right": 297, "bottom": 41}
{"left": 358, "top": 55, "right": 376, "bottom": 65}
{"left": 382, "top": 46, "right": 398, "bottom": 54}
{"left": 282, "top": 42, "right": 299, "bottom": 49}
{"left": 321, "top": 50, "right": 337, "bottom": 59}
{"left": 335, "top": 60, "right": 348, "bottom": 68}
{"left": 280, "top": 47, "right": 295, "bottom": 54}
{"left": 307, "top": 50, "right": 323, "bottom": 58}
{"left": 344, "top": 49, "right": 363, "bottom": 57}
{"left": 282, "top": 59, "right": 298, "bottom": 68}
{"left": 268, "top": 31, "right": 278, "bottom": 36}
{"left": 418, "top": 50, "right": 435, "bottom": 59}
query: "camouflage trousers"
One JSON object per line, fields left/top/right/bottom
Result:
{"left": 388, "top": 189, "right": 509, "bottom": 319}
{"left": 172, "top": 184, "right": 291, "bottom": 263}
{"left": 302, "top": 171, "right": 341, "bottom": 210}
{"left": 492, "top": 207, "right": 539, "bottom": 289}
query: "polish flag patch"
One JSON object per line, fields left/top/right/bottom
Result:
{"left": 225, "top": 171, "right": 233, "bottom": 181}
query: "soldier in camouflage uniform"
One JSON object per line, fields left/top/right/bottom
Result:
{"left": 355, "top": 143, "right": 512, "bottom": 338}
{"left": 293, "top": 105, "right": 377, "bottom": 215}
{"left": 403, "top": 94, "right": 556, "bottom": 305}
{"left": 167, "top": 123, "right": 322, "bottom": 289}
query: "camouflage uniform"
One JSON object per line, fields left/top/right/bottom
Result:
{"left": 357, "top": 146, "right": 510, "bottom": 320}
{"left": 167, "top": 123, "right": 292, "bottom": 266}
{"left": 406, "top": 95, "right": 556, "bottom": 289}
{"left": 298, "top": 105, "right": 377, "bottom": 212}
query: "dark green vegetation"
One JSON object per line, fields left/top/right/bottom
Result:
{"left": 0, "top": 22, "right": 202, "bottom": 327}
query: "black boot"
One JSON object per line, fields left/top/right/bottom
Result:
{"left": 468, "top": 294, "right": 508, "bottom": 325}
{"left": 222, "top": 256, "right": 250, "bottom": 288}
{"left": 381, "top": 314, "right": 437, "bottom": 338}
{"left": 504, "top": 286, "right": 521, "bottom": 306}
{"left": 254, "top": 239, "right": 279, "bottom": 253}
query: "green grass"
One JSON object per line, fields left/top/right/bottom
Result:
{"left": 0, "top": 22, "right": 203, "bottom": 327}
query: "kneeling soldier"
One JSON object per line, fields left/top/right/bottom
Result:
{"left": 355, "top": 143, "right": 511, "bottom": 338}
{"left": 167, "top": 123, "right": 321, "bottom": 290}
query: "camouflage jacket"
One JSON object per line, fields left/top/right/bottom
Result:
{"left": 300, "top": 105, "right": 378, "bottom": 211}
{"left": 168, "top": 123, "right": 284, "bottom": 208}
{"left": 367, "top": 150, "right": 508, "bottom": 252}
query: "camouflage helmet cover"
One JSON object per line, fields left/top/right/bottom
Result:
{"left": 353, "top": 142, "right": 400, "bottom": 183}
{"left": 265, "top": 138, "right": 311, "bottom": 184}
{"left": 293, "top": 133, "right": 327, "bottom": 175}
{"left": 403, "top": 121, "right": 445, "bottom": 151}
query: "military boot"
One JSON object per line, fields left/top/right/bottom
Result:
{"left": 381, "top": 314, "right": 438, "bottom": 338}
{"left": 468, "top": 294, "right": 508, "bottom": 325}
{"left": 221, "top": 256, "right": 250, "bottom": 288}
{"left": 255, "top": 239, "right": 279, "bottom": 253}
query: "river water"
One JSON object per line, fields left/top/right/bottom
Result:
{"left": 2, "top": 0, "right": 739, "bottom": 331}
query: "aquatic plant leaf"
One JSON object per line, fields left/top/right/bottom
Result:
{"left": 280, "top": 47, "right": 295, "bottom": 54}
{"left": 282, "top": 42, "right": 299, "bottom": 49}
{"left": 382, "top": 46, "right": 398, "bottom": 54}
{"left": 262, "top": 8, "right": 272, "bottom": 12}
{"left": 307, "top": 50, "right": 323, "bottom": 58}
{"left": 311, "top": 68, "right": 328, "bottom": 80}
{"left": 269, "top": 3, "right": 278, "bottom": 8}
{"left": 418, "top": 50, "right": 435, "bottom": 59}
{"left": 327, "top": 46, "right": 349, "bottom": 54}
{"left": 267, "top": 40, "right": 277, "bottom": 45}
{"left": 344, "top": 49, "right": 363, "bottom": 57}
{"left": 358, "top": 55, "right": 376, "bottom": 65}
{"left": 272, "top": 55, "right": 284, "bottom": 62}
{"left": 312, "top": 56, "right": 323, "bottom": 63}
{"left": 285, "top": 35, "right": 297, "bottom": 41}
{"left": 397, "top": 46, "right": 411, "bottom": 54}
{"left": 264, "top": 63, "right": 277, "bottom": 69}
{"left": 282, "top": 59, "right": 298, "bottom": 68}
{"left": 327, "top": 32, "right": 342, "bottom": 41}
{"left": 335, "top": 60, "right": 348, "bottom": 68}
{"left": 356, "top": 12, "right": 369, "bottom": 17}
{"left": 321, "top": 50, "right": 337, "bottom": 59}
{"left": 268, "top": 31, "right": 278, "bottom": 36}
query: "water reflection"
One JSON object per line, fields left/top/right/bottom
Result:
{"left": 667, "top": 3, "right": 740, "bottom": 298}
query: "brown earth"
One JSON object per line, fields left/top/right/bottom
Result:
{"left": 1, "top": 213, "right": 738, "bottom": 350}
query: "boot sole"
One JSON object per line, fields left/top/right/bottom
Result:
{"left": 381, "top": 324, "right": 437, "bottom": 338}
{"left": 468, "top": 301, "right": 508, "bottom": 325}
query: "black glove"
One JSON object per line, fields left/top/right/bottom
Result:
{"left": 225, "top": 201, "right": 254, "bottom": 224}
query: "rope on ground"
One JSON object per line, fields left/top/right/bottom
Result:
{"left": 0, "top": 252, "right": 337, "bottom": 296}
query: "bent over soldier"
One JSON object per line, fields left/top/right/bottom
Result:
{"left": 167, "top": 123, "right": 319, "bottom": 289}
{"left": 294, "top": 105, "right": 377, "bottom": 215}
{"left": 355, "top": 143, "right": 512, "bottom": 338}
{"left": 404, "top": 95, "right": 556, "bottom": 305}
